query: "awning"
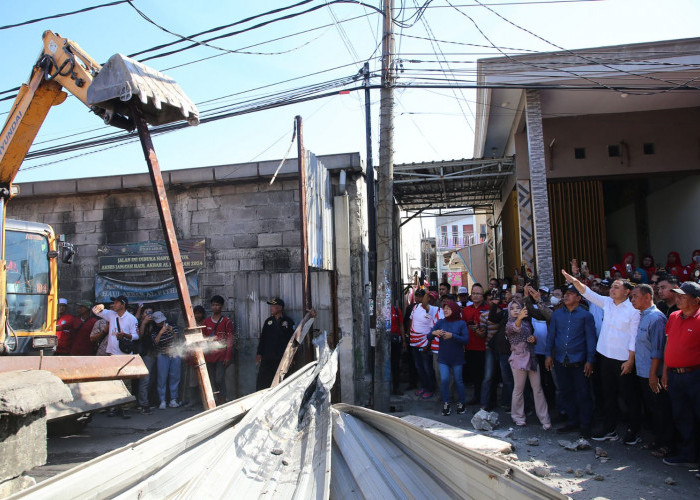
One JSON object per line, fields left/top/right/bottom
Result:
{"left": 393, "top": 157, "right": 515, "bottom": 213}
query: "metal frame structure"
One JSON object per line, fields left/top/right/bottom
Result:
{"left": 394, "top": 157, "right": 515, "bottom": 213}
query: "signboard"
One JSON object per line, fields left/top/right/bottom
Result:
{"left": 447, "top": 271, "right": 463, "bottom": 287}
{"left": 94, "top": 271, "right": 199, "bottom": 303}
{"left": 97, "top": 240, "right": 205, "bottom": 272}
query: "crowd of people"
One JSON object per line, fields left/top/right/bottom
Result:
{"left": 394, "top": 250, "right": 700, "bottom": 477}
{"left": 52, "top": 293, "right": 291, "bottom": 418}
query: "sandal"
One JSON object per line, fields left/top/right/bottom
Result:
{"left": 651, "top": 446, "right": 672, "bottom": 458}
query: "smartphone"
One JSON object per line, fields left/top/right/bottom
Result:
{"left": 502, "top": 284, "right": 508, "bottom": 291}
{"left": 511, "top": 285, "right": 516, "bottom": 294}
{"left": 581, "top": 261, "right": 589, "bottom": 272}
{"left": 626, "top": 263, "right": 633, "bottom": 273}
{"left": 604, "top": 270, "right": 611, "bottom": 278}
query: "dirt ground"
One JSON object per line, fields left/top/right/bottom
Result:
{"left": 389, "top": 391, "right": 700, "bottom": 499}
{"left": 30, "top": 392, "right": 700, "bottom": 499}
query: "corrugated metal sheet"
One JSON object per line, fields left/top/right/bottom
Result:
{"left": 232, "top": 271, "right": 333, "bottom": 344}
{"left": 306, "top": 153, "right": 334, "bottom": 270}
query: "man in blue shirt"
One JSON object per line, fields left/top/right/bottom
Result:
{"left": 545, "top": 285, "right": 596, "bottom": 439}
{"left": 630, "top": 284, "right": 674, "bottom": 455}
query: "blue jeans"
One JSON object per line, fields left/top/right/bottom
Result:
{"left": 412, "top": 347, "right": 435, "bottom": 393}
{"left": 668, "top": 370, "right": 700, "bottom": 460}
{"left": 157, "top": 354, "right": 181, "bottom": 403}
{"left": 137, "top": 354, "right": 157, "bottom": 407}
{"left": 480, "top": 348, "right": 514, "bottom": 407}
{"left": 439, "top": 363, "right": 465, "bottom": 404}
{"left": 554, "top": 360, "right": 593, "bottom": 428}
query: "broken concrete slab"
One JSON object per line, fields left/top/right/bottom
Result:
{"left": 470, "top": 409, "right": 499, "bottom": 431}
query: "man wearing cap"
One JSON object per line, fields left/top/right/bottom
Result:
{"left": 561, "top": 270, "right": 640, "bottom": 443}
{"left": 545, "top": 285, "right": 596, "bottom": 438}
{"left": 92, "top": 295, "right": 140, "bottom": 356}
{"left": 256, "top": 297, "right": 296, "bottom": 390}
{"left": 457, "top": 287, "right": 469, "bottom": 308}
{"left": 661, "top": 281, "right": 700, "bottom": 469}
{"left": 204, "top": 295, "right": 234, "bottom": 404}
{"left": 55, "top": 298, "right": 75, "bottom": 355}
{"left": 151, "top": 311, "right": 181, "bottom": 410}
{"left": 69, "top": 300, "right": 98, "bottom": 356}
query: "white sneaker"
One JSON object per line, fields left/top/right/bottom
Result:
{"left": 168, "top": 399, "right": 180, "bottom": 408}
{"left": 159, "top": 401, "right": 166, "bottom": 410}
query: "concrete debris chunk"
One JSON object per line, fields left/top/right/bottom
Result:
{"left": 599, "top": 457, "right": 610, "bottom": 464}
{"left": 595, "top": 446, "right": 608, "bottom": 458}
{"left": 665, "top": 477, "right": 675, "bottom": 485}
{"left": 491, "top": 428, "right": 513, "bottom": 439}
{"left": 574, "top": 469, "right": 584, "bottom": 478}
{"left": 526, "top": 437, "right": 539, "bottom": 446}
{"left": 594, "top": 474, "right": 605, "bottom": 481}
{"left": 471, "top": 409, "right": 499, "bottom": 431}
{"left": 566, "top": 467, "right": 574, "bottom": 473}
{"left": 585, "top": 464, "right": 594, "bottom": 475}
{"left": 271, "top": 448, "right": 283, "bottom": 456}
{"left": 532, "top": 466, "right": 550, "bottom": 478}
{"left": 558, "top": 438, "right": 592, "bottom": 451}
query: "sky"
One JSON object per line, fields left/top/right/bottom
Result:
{"left": 3, "top": 0, "right": 700, "bottom": 186}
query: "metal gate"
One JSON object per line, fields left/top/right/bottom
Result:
{"left": 231, "top": 271, "right": 335, "bottom": 396}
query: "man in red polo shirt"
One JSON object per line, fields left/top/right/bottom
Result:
{"left": 661, "top": 281, "right": 700, "bottom": 470}
{"left": 461, "top": 283, "right": 489, "bottom": 405}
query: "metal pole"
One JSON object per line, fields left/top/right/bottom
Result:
{"left": 364, "top": 61, "right": 377, "bottom": 407}
{"left": 129, "top": 102, "right": 216, "bottom": 410}
{"left": 295, "top": 115, "right": 313, "bottom": 362}
{"left": 374, "top": 0, "right": 395, "bottom": 412}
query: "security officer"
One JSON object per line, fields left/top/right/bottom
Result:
{"left": 256, "top": 297, "right": 296, "bottom": 390}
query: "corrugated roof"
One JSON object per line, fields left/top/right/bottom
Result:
{"left": 393, "top": 157, "right": 515, "bottom": 210}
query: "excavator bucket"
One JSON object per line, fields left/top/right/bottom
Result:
{"left": 87, "top": 54, "right": 199, "bottom": 128}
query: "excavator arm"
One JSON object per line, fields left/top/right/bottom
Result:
{"left": 0, "top": 31, "right": 104, "bottom": 189}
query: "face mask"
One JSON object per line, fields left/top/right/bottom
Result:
{"left": 550, "top": 296, "right": 560, "bottom": 306}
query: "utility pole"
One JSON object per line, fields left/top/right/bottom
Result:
{"left": 363, "top": 61, "right": 377, "bottom": 406}
{"left": 374, "top": 0, "right": 394, "bottom": 412}
{"left": 295, "top": 115, "right": 313, "bottom": 363}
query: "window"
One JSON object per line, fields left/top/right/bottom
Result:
{"left": 643, "top": 143, "right": 655, "bottom": 155}
{"left": 607, "top": 145, "right": 620, "bottom": 157}
{"left": 574, "top": 147, "right": 586, "bottom": 159}
{"left": 439, "top": 226, "right": 448, "bottom": 247}
{"left": 5, "top": 230, "right": 50, "bottom": 332}
{"left": 451, "top": 225, "right": 458, "bottom": 247}
{"left": 480, "top": 224, "right": 487, "bottom": 242}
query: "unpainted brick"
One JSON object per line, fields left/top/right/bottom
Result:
{"left": 258, "top": 233, "right": 282, "bottom": 247}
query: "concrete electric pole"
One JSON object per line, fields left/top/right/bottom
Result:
{"left": 374, "top": 0, "right": 395, "bottom": 412}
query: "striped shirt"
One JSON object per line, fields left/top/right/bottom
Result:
{"left": 410, "top": 305, "right": 439, "bottom": 348}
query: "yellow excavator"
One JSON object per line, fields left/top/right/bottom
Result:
{"left": 0, "top": 31, "right": 201, "bottom": 424}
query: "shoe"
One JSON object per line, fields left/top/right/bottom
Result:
{"left": 592, "top": 430, "right": 619, "bottom": 442}
{"left": 557, "top": 423, "right": 579, "bottom": 434}
{"left": 169, "top": 399, "right": 180, "bottom": 408}
{"left": 514, "top": 421, "right": 526, "bottom": 427}
{"left": 442, "top": 403, "right": 452, "bottom": 416}
{"left": 580, "top": 427, "right": 592, "bottom": 440}
{"left": 421, "top": 391, "right": 433, "bottom": 399}
{"left": 456, "top": 403, "right": 466, "bottom": 415}
{"left": 414, "top": 389, "right": 425, "bottom": 397}
{"left": 542, "top": 424, "right": 551, "bottom": 431}
{"left": 140, "top": 406, "right": 153, "bottom": 415}
{"left": 663, "top": 456, "right": 699, "bottom": 468}
{"left": 622, "top": 429, "right": 641, "bottom": 446}
{"left": 159, "top": 401, "right": 166, "bottom": 410}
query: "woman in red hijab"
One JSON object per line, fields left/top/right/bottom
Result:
{"left": 682, "top": 249, "right": 700, "bottom": 281}
{"left": 610, "top": 252, "right": 635, "bottom": 279}
{"left": 663, "top": 251, "right": 684, "bottom": 278}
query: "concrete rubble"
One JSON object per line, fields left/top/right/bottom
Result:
{"left": 470, "top": 409, "right": 499, "bottom": 431}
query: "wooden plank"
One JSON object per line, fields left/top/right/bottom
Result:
{"left": 0, "top": 355, "right": 147, "bottom": 383}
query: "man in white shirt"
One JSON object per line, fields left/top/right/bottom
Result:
{"left": 562, "top": 270, "right": 640, "bottom": 443}
{"left": 92, "top": 295, "right": 139, "bottom": 356}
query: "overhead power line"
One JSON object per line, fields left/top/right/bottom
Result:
{"left": 0, "top": 0, "right": 130, "bottom": 31}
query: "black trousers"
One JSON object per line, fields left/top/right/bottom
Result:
{"left": 597, "top": 353, "right": 641, "bottom": 434}
{"left": 256, "top": 359, "right": 279, "bottom": 391}
{"left": 390, "top": 340, "right": 403, "bottom": 393}
{"left": 638, "top": 376, "right": 675, "bottom": 449}
{"left": 464, "top": 350, "right": 485, "bottom": 402}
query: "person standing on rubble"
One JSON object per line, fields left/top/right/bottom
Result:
{"left": 256, "top": 297, "right": 296, "bottom": 390}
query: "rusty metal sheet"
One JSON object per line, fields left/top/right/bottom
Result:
{"left": 0, "top": 355, "right": 147, "bottom": 383}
